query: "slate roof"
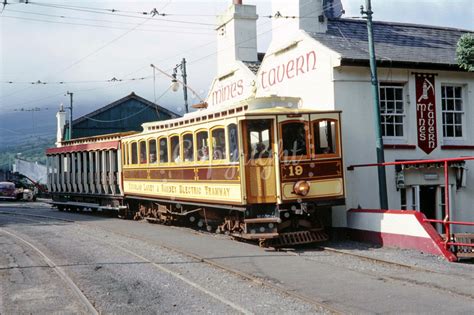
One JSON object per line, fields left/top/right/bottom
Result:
{"left": 73, "top": 92, "right": 179, "bottom": 125}
{"left": 309, "top": 18, "right": 472, "bottom": 70}
{"left": 242, "top": 61, "right": 261, "bottom": 74}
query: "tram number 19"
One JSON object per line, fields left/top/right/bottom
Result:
{"left": 288, "top": 165, "right": 303, "bottom": 176}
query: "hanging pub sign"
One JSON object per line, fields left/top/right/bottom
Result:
{"left": 415, "top": 73, "right": 437, "bottom": 154}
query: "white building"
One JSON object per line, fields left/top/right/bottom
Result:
{"left": 210, "top": 0, "right": 473, "bottom": 248}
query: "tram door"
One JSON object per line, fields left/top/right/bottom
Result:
{"left": 242, "top": 119, "right": 277, "bottom": 204}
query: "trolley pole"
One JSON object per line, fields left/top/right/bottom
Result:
{"left": 361, "top": 0, "right": 388, "bottom": 209}
{"left": 66, "top": 91, "right": 74, "bottom": 140}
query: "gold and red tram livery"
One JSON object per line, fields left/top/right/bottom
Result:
{"left": 46, "top": 97, "right": 344, "bottom": 246}
{"left": 121, "top": 96, "right": 345, "bottom": 246}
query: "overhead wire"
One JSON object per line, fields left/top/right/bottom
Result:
{"left": 25, "top": 1, "right": 215, "bottom": 26}
{"left": 2, "top": 76, "right": 152, "bottom": 85}
{"left": 2, "top": 0, "right": 345, "bottom": 111}
{"left": 3, "top": 9, "right": 215, "bottom": 31}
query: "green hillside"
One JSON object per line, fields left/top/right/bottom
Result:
{"left": 0, "top": 137, "right": 54, "bottom": 170}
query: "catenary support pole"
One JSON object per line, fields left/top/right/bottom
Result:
{"left": 66, "top": 91, "right": 73, "bottom": 140}
{"left": 361, "top": 0, "right": 388, "bottom": 209}
{"left": 181, "top": 58, "right": 189, "bottom": 114}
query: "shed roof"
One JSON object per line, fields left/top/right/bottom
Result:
{"left": 72, "top": 92, "right": 179, "bottom": 126}
{"left": 309, "top": 18, "right": 472, "bottom": 70}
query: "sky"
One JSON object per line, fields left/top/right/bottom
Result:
{"left": 0, "top": 0, "right": 473, "bottom": 142}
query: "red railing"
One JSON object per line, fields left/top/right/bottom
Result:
{"left": 348, "top": 156, "right": 474, "bottom": 252}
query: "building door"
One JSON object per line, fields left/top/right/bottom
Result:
{"left": 419, "top": 185, "right": 437, "bottom": 220}
{"left": 242, "top": 119, "right": 277, "bottom": 204}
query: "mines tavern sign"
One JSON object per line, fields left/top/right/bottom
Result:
{"left": 415, "top": 73, "right": 438, "bottom": 154}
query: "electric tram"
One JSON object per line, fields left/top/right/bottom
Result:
{"left": 46, "top": 96, "right": 345, "bottom": 247}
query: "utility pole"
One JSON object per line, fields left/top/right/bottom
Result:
{"left": 361, "top": 0, "right": 388, "bottom": 209}
{"left": 172, "top": 58, "right": 189, "bottom": 113}
{"left": 66, "top": 91, "right": 73, "bottom": 140}
{"left": 181, "top": 58, "right": 189, "bottom": 114}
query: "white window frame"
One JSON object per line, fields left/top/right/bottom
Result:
{"left": 379, "top": 82, "right": 407, "bottom": 143}
{"left": 441, "top": 84, "right": 465, "bottom": 144}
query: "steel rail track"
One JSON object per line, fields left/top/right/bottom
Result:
{"left": 0, "top": 209, "right": 342, "bottom": 314}
{"left": 0, "top": 225, "right": 99, "bottom": 315}
{"left": 0, "top": 212, "right": 252, "bottom": 314}
{"left": 6, "top": 209, "right": 473, "bottom": 307}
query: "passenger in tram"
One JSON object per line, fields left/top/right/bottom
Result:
{"left": 149, "top": 153, "right": 157, "bottom": 164}
{"left": 254, "top": 142, "right": 270, "bottom": 158}
{"left": 213, "top": 146, "right": 224, "bottom": 160}
{"left": 184, "top": 147, "right": 193, "bottom": 162}
{"left": 199, "top": 146, "right": 209, "bottom": 161}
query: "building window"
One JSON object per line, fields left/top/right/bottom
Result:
{"left": 379, "top": 83, "right": 404, "bottom": 137}
{"left": 441, "top": 85, "right": 463, "bottom": 138}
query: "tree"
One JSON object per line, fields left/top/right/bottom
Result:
{"left": 456, "top": 33, "right": 474, "bottom": 72}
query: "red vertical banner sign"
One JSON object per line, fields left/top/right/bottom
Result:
{"left": 415, "top": 73, "right": 437, "bottom": 154}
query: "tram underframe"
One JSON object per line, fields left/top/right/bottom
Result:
{"left": 128, "top": 197, "right": 331, "bottom": 247}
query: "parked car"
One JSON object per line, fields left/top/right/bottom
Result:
{"left": 0, "top": 181, "right": 37, "bottom": 201}
{"left": 0, "top": 181, "right": 19, "bottom": 200}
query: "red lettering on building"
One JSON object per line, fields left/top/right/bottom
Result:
{"left": 211, "top": 79, "right": 244, "bottom": 106}
{"left": 260, "top": 49, "right": 317, "bottom": 89}
{"left": 415, "top": 73, "right": 437, "bottom": 154}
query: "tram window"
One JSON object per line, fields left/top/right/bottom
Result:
{"left": 122, "top": 144, "right": 128, "bottom": 165}
{"left": 281, "top": 122, "right": 308, "bottom": 158}
{"left": 170, "top": 136, "right": 180, "bottom": 163}
{"left": 183, "top": 133, "right": 194, "bottom": 162}
{"left": 159, "top": 138, "right": 168, "bottom": 163}
{"left": 228, "top": 124, "right": 239, "bottom": 162}
{"left": 196, "top": 131, "right": 209, "bottom": 161}
{"left": 211, "top": 128, "right": 226, "bottom": 160}
{"left": 131, "top": 142, "right": 138, "bottom": 164}
{"left": 247, "top": 120, "right": 273, "bottom": 160}
{"left": 148, "top": 139, "right": 157, "bottom": 163}
{"left": 139, "top": 141, "right": 147, "bottom": 164}
{"left": 314, "top": 120, "right": 337, "bottom": 155}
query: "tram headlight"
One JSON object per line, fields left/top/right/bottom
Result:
{"left": 293, "top": 180, "right": 310, "bottom": 196}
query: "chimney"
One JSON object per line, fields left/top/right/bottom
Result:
{"left": 55, "top": 104, "right": 66, "bottom": 147}
{"left": 216, "top": 0, "right": 258, "bottom": 75}
{"left": 272, "top": 0, "right": 331, "bottom": 45}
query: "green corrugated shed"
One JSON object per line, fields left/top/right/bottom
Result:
{"left": 69, "top": 92, "right": 179, "bottom": 139}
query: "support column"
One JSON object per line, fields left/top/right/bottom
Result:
{"left": 83, "top": 152, "right": 89, "bottom": 193}
{"left": 46, "top": 156, "right": 51, "bottom": 192}
{"left": 71, "top": 152, "right": 77, "bottom": 192}
{"left": 117, "top": 147, "right": 123, "bottom": 195}
{"left": 89, "top": 151, "right": 95, "bottom": 194}
{"left": 109, "top": 150, "right": 115, "bottom": 195}
{"left": 77, "top": 152, "right": 83, "bottom": 193}
{"left": 60, "top": 154, "right": 66, "bottom": 192}
{"left": 53, "top": 155, "right": 59, "bottom": 192}
{"left": 95, "top": 151, "right": 101, "bottom": 194}
{"left": 65, "top": 153, "right": 72, "bottom": 192}
{"left": 101, "top": 150, "right": 108, "bottom": 194}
